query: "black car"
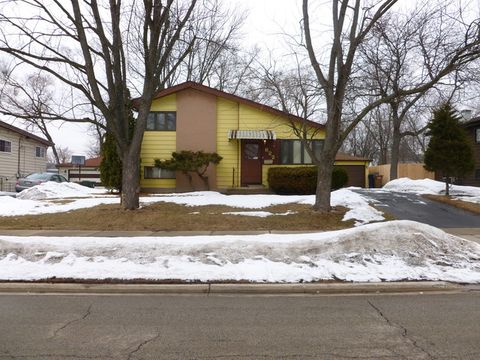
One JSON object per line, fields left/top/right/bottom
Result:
{"left": 15, "top": 172, "right": 68, "bottom": 192}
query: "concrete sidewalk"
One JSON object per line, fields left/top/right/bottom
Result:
{"left": 0, "top": 229, "right": 319, "bottom": 237}
{"left": 1, "top": 228, "right": 480, "bottom": 241}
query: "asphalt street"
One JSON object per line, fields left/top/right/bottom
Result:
{"left": 355, "top": 189, "right": 480, "bottom": 228}
{"left": 0, "top": 292, "right": 479, "bottom": 359}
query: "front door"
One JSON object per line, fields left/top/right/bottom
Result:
{"left": 241, "top": 140, "right": 263, "bottom": 186}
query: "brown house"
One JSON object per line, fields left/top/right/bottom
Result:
{"left": 460, "top": 117, "right": 480, "bottom": 187}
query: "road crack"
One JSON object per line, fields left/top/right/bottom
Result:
{"left": 126, "top": 333, "right": 161, "bottom": 360}
{"left": 367, "top": 300, "right": 435, "bottom": 359}
{"left": 51, "top": 304, "right": 92, "bottom": 338}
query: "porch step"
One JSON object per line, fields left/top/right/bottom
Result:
{"left": 224, "top": 185, "right": 273, "bottom": 195}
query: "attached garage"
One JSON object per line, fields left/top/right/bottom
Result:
{"left": 334, "top": 153, "right": 370, "bottom": 188}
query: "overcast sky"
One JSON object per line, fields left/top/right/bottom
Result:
{"left": 9, "top": 0, "right": 477, "bottom": 158}
{"left": 34, "top": 0, "right": 304, "bottom": 158}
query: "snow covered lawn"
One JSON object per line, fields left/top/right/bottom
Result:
{"left": 0, "top": 183, "right": 384, "bottom": 226}
{"left": 0, "top": 221, "right": 478, "bottom": 283}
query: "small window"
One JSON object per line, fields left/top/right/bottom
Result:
{"left": 35, "top": 146, "right": 45, "bottom": 158}
{"left": 146, "top": 112, "right": 176, "bottom": 131}
{"left": 280, "top": 140, "right": 324, "bottom": 164}
{"left": 144, "top": 166, "right": 175, "bottom": 179}
{"left": 244, "top": 143, "right": 259, "bottom": 160}
{"left": 476, "top": 128, "right": 480, "bottom": 143}
{"left": 0, "top": 139, "right": 11, "bottom": 152}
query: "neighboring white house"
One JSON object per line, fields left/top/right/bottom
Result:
{"left": 57, "top": 156, "right": 102, "bottom": 185}
{"left": 0, "top": 120, "right": 52, "bottom": 191}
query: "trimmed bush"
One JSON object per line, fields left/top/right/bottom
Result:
{"left": 268, "top": 166, "right": 349, "bottom": 194}
{"left": 331, "top": 167, "right": 349, "bottom": 190}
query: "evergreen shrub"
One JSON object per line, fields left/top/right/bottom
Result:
{"left": 268, "top": 166, "right": 349, "bottom": 194}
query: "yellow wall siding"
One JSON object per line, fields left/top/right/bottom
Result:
{"left": 238, "top": 104, "right": 325, "bottom": 139}
{"left": 140, "top": 134, "right": 177, "bottom": 188}
{"left": 150, "top": 94, "right": 176, "bottom": 111}
{"left": 216, "top": 101, "right": 326, "bottom": 189}
{"left": 140, "top": 94, "right": 177, "bottom": 189}
{"left": 143, "top": 92, "right": 327, "bottom": 190}
{"left": 216, "top": 98, "right": 240, "bottom": 188}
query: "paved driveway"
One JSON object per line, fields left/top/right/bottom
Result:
{"left": 355, "top": 189, "right": 480, "bottom": 228}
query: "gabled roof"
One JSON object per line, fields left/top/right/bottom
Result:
{"left": 151, "top": 81, "right": 325, "bottom": 130}
{"left": 0, "top": 120, "right": 53, "bottom": 146}
{"left": 57, "top": 156, "right": 102, "bottom": 168}
{"left": 462, "top": 116, "right": 480, "bottom": 128}
{"left": 335, "top": 152, "right": 371, "bottom": 162}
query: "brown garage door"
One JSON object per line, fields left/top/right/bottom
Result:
{"left": 335, "top": 165, "right": 365, "bottom": 188}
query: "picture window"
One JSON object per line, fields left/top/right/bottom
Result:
{"left": 144, "top": 166, "right": 175, "bottom": 179}
{"left": 146, "top": 112, "right": 176, "bottom": 131}
{"left": 280, "top": 140, "right": 323, "bottom": 165}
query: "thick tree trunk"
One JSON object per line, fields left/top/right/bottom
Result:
{"left": 445, "top": 175, "right": 450, "bottom": 196}
{"left": 389, "top": 121, "right": 401, "bottom": 180}
{"left": 313, "top": 157, "right": 335, "bottom": 212}
{"left": 121, "top": 149, "right": 140, "bottom": 210}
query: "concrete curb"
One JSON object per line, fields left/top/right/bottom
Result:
{"left": 0, "top": 281, "right": 462, "bottom": 295}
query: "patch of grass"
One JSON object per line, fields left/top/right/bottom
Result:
{"left": 424, "top": 194, "right": 480, "bottom": 215}
{"left": 0, "top": 202, "right": 357, "bottom": 231}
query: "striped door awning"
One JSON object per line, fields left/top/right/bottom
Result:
{"left": 228, "top": 130, "right": 276, "bottom": 140}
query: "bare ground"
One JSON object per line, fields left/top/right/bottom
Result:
{"left": 424, "top": 194, "right": 480, "bottom": 215}
{"left": 0, "top": 202, "right": 359, "bottom": 231}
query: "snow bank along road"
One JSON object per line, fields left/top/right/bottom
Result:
{"left": 1, "top": 221, "right": 479, "bottom": 283}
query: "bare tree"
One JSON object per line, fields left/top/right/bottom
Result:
{"left": 57, "top": 146, "right": 74, "bottom": 164}
{"left": 360, "top": 3, "right": 472, "bottom": 179}
{"left": 302, "top": 0, "right": 480, "bottom": 211}
{"left": 0, "top": 0, "right": 200, "bottom": 209}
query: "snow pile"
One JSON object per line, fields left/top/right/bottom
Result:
{"left": 17, "top": 181, "right": 106, "bottom": 200}
{"left": 223, "top": 210, "right": 296, "bottom": 217}
{"left": 0, "top": 220, "right": 478, "bottom": 283}
{"left": 456, "top": 196, "right": 480, "bottom": 205}
{"left": 331, "top": 188, "right": 384, "bottom": 225}
{"left": 0, "top": 196, "right": 119, "bottom": 217}
{"left": 142, "top": 191, "right": 311, "bottom": 208}
{"left": 384, "top": 178, "right": 480, "bottom": 197}
{"left": 0, "top": 196, "right": 52, "bottom": 216}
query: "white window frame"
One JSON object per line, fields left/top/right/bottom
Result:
{"left": 0, "top": 139, "right": 12, "bottom": 153}
{"left": 35, "top": 146, "right": 46, "bottom": 158}
{"left": 144, "top": 166, "right": 175, "bottom": 179}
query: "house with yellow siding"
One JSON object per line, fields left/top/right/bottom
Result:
{"left": 140, "top": 82, "right": 370, "bottom": 192}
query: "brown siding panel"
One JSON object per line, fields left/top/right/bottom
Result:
{"left": 336, "top": 165, "right": 365, "bottom": 188}
{"left": 458, "top": 126, "right": 480, "bottom": 187}
{"left": 176, "top": 88, "right": 217, "bottom": 191}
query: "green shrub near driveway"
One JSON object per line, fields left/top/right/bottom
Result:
{"left": 268, "top": 166, "right": 349, "bottom": 194}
